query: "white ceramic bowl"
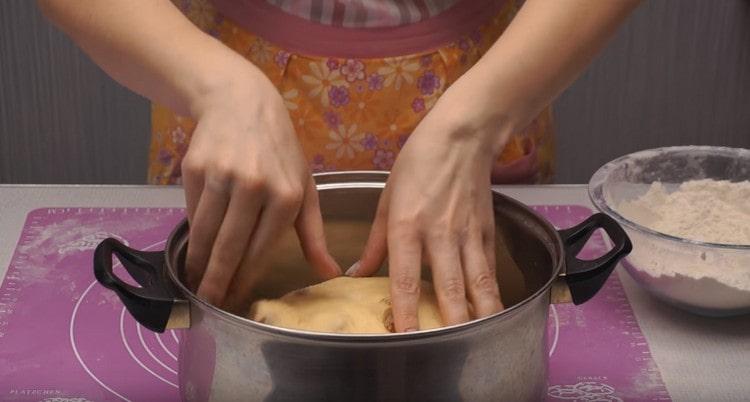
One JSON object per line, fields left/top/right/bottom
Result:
{"left": 588, "top": 146, "right": 750, "bottom": 316}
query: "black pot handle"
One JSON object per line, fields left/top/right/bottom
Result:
{"left": 557, "top": 213, "right": 632, "bottom": 305}
{"left": 93, "top": 238, "right": 183, "bottom": 332}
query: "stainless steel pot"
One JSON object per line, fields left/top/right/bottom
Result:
{"left": 93, "top": 172, "right": 631, "bottom": 402}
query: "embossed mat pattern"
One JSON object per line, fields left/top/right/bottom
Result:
{"left": 0, "top": 206, "right": 670, "bottom": 401}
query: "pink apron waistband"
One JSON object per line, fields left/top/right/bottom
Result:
{"left": 210, "top": 0, "right": 507, "bottom": 58}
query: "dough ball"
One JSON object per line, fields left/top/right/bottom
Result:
{"left": 248, "top": 276, "right": 444, "bottom": 334}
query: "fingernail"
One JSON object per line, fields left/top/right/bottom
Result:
{"left": 344, "top": 261, "right": 360, "bottom": 277}
{"left": 403, "top": 327, "right": 418, "bottom": 333}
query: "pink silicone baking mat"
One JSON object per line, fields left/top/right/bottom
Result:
{"left": 0, "top": 206, "right": 670, "bottom": 401}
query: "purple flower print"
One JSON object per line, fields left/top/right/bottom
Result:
{"left": 324, "top": 111, "right": 340, "bottom": 128}
{"left": 417, "top": 71, "right": 440, "bottom": 96}
{"left": 397, "top": 134, "right": 410, "bottom": 149}
{"left": 469, "top": 29, "right": 482, "bottom": 45}
{"left": 208, "top": 15, "right": 225, "bottom": 38}
{"left": 368, "top": 73, "right": 384, "bottom": 91}
{"left": 275, "top": 51, "right": 291, "bottom": 68}
{"left": 458, "top": 38, "right": 470, "bottom": 51}
{"left": 411, "top": 97, "right": 425, "bottom": 113}
{"left": 329, "top": 86, "right": 350, "bottom": 108}
{"left": 171, "top": 126, "right": 186, "bottom": 144}
{"left": 361, "top": 132, "right": 378, "bottom": 150}
{"left": 311, "top": 154, "right": 326, "bottom": 173}
{"left": 170, "top": 160, "right": 183, "bottom": 183}
{"left": 158, "top": 149, "right": 173, "bottom": 165}
{"left": 326, "top": 58, "right": 340, "bottom": 71}
{"left": 340, "top": 59, "right": 366, "bottom": 82}
{"left": 373, "top": 149, "right": 395, "bottom": 170}
{"left": 420, "top": 55, "right": 432, "bottom": 67}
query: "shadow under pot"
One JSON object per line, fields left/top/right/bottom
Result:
{"left": 93, "top": 171, "right": 631, "bottom": 402}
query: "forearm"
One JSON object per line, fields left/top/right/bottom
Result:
{"left": 38, "top": 0, "right": 260, "bottom": 117}
{"left": 446, "top": 0, "right": 640, "bottom": 150}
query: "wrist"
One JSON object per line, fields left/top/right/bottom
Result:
{"left": 185, "top": 51, "right": 271, "bottom": 120}
{"left": 436, "top": 60, "right": 549, "bottom": 153}
{"left": 430, "top": 82, "right": 518, "bottom": 158}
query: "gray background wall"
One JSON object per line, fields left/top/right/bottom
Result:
{"left": 1, "top": 0, "right": 748, "bottom": 184}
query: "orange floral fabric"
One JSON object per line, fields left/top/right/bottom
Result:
{"left": 149, "top": 0, "right": 554, "bottom": 184}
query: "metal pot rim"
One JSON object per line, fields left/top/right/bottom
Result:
{"left": 163, "top": 171, "right": 567, "bottom": 341}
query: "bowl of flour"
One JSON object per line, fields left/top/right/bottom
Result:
{"left": 589, "top": 146, "right": 750, "bottom": 317}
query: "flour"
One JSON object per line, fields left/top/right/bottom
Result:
{"left": 619, "top": 180, "right": 750, "bottom": 245}
{"left": 618, "top": 179, "right": 750, "bottom": 303}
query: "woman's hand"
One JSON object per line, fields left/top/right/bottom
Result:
{"left": 348, "top": 0, "right": 640, "bottom": 330}
{"left": 38, "top": 0, "right": 344, "bottom": 310}
{"left": 183, "top": 72, "right": 341, "bottom": 311}
{"left": 351, "top": 85, "right": 508, "bottom": 331}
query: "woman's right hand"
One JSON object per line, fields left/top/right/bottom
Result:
{"left": 182, "top": 71, "right": 341, "bottom": 311}
{"left": 37, "top": 0, "right": 341, "bottom": 311}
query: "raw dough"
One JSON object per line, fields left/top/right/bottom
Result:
{"left": 248, "top": 276, "right": 444, "bottom": 334}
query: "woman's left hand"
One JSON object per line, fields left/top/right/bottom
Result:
{"left": 346, "top": 0, "right": 641, "bottom": 333}
{"left": 349, "top": 88, "right": 507, "bottom": 332}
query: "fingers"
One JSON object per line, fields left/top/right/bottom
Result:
{"left": 181, "top": 156, "right": 204, "bottom": 223}
{"left": 479, "top": 189, "right": 497, "bottom": 278}
{"left": 483, "top": 232, "right": 503, "bottom": 311}
{"left": 462, "top": 233, "right": 502, "bottom": 318}
{"left": 245, "top": 185, "right": 304, "bottom": 280}
{"left": 388, "top": 227, "right": 423, "bottom": 332}
{"left": 426, "top": 236, "right": 470, "bottom": 326}
{"left": 225, "top": 178, "right": 325, "bottom": 311}
{"left": 295, "top": 177, "right": 342, "bottom": 279}
{"left": 184, "top": 177, "right": 230, "bottom": 291}
{"left": 348, "top": 189, "right": 389, "bottom": 277}
{"left": 196, "top": 181, "right": 263, "bottom": 306}
{"left": 483, "top": 233, "right": 497, "bottom": 284}
{"left": 482, "top": 215, "right": 503, "bottom": 312}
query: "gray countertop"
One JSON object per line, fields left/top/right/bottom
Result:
{"left": 0, "top": 184, "right": 747, "bottom": 401}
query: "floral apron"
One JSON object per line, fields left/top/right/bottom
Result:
{"left": 149, "top": 0, "right": 555, "bottom": 184}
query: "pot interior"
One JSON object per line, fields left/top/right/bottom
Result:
{"left": 173, "top": 173, "right": 561, "bottom": 318}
